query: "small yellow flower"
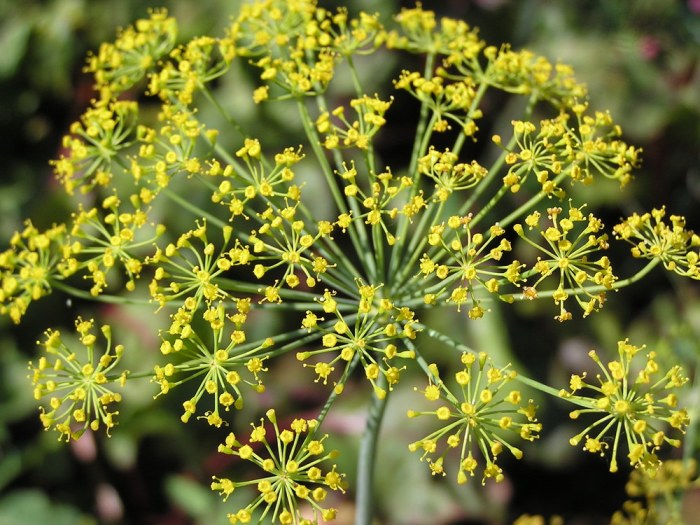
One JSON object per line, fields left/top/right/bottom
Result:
{"left": 561, "top": 339, "right": 689, "bottom": 474}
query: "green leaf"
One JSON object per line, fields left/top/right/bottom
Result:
{"left": 164, "top": 475, "right": 233, "bottom": 525}
{"left": 165, "top": 475, "right": 213, "bottom": 518}
{"left": 0, "top": 490, "right": 95, "bottom": 525}
{"left": 0, "top": 18, "right": 32, "bottom": 78}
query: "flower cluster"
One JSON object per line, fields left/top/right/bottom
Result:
{"left": 418, "top": 147, "right": 487, "bottom": 202}
{"left": 0, "top": 221, "right": 71, "bottom": 324}
{"left": 85, "top": 8, "right": 177, "bottom": 100}
{"left": 146, "top": 220, "right": 241, "bottom": 309}
{"left": 297, "top": 283, "right": 417, "bottom": 398}
{"left": 609, "top": 501, "right": 652, "bottom": 525}
{"left": 610, "top": 459, "right": 698, "bottom": 525}
{"left": 625, "top": 459, "right": 698, "bottom": 500}
{"left": 150, "top": 35, "right": 234, "bottom": 105}
{"left": 407, "top": 353, "right": 540, "bottom": 484}
{"left": 248, "top": 204, "right": 333, "bottom": 290}
{"left": 212, "top": 409, "right": 345, "bottom": 524}
{"left": 514, "top": 204, "right": 615, "bottom": 320}
{"left": 417, "top": 216, "right": 519, "bottom": 318}
{"left": 211, "top": 141, "right": 305, "bottom": 221}
{"left": 317, "top": 95, "right": 393, "bottom": 150}
{"left": 560, "top": 339, "right": 689, "bottom": 474}
{"left": 29, "top": 318, "right": 128, "bottom": 441}
{"left": 499, "top": 106, "right": 640, "bottom": 192}
{"left": 614, "top": 207, "right": 700, "bottom": 280}
{"left": 70, "top": 196, "right": 163, "bottom": 295}
{"left": 52, "top": 101, "right": 140, "bottom": 194}
{"left": 155, "top": 298, "right": 273, "bottom": 427}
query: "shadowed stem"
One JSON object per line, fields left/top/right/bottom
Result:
{"left": 355, "top": 373, "right": 389, "bottom": 525}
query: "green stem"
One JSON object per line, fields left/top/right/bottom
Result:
{"left": 163, "top": 188, "right": 228, "bottom": 229}
{"left": 457, "top": 135, "right": 517, "bottom": 219}
{"left": 296, "top": 99, "right": 349, "bottom": 215}
{"left": 518, "top": 259, "right": 661, "bottom": 301}
{"left": 514, "top": 374, "right": 561, "bottom": 399}
{"left": 389, "top": 201, "right": 446, "bottom": 295}
{"left": 414, "top": 322, "right": 477, "bottom": 354}
{"left": 347, "top": 56, "right": 377, "bottom": 177}
{"left": 256, "top": 300, "right": 356, "bottom": 312}
{"left": 388, "top": 53, "right": 436, "bottom": 279}
{"left": 682, "top": 352, "right": 700, "bottom": 463}
{"left": 515, "top": 374, "right": 591, "bottom": 409}
{"left": 491, "top": 169, "right": 570, "bottom": 229}
{"left": 316, "top": 351, "right": 361, "bottom": 428}
{"left": 314, "top": 382, "right": 342, "bottom": 429}
{"left": 451, "top": 80, "right": 489, "bottom": 158}
{"left": 201, "top": 85, "right": 246, "bottom": 139}
{"left": 469, "top": 184, "right": 510, "bottom": 228}
{"left": 216, "top": 276, "right": 356, "bottom": 304}
{"left": 457, "top": 93, "right": 538, "bottom": 219}
{"left": 296, "top": 99, "right": 376, "bottom": 280}
{"left": 124, "top": 371, "right": 157, "bottom": 380}
{"left": 372, "top": 223, "right": 386, "bottom": 285}
{"left": 260, "top": 329, "right": 326, "bottom": 360}
{"left": 51, "top": 280, "right": 150, "bottom": 306}
{"left": 407, "top": 52, "right": 436, "bottom": 184}
{"left": 355, "top": 373, "right": 389, "bottom": 525}
{"left": 387, "top": 111, "right": 438, "bottom": 281}
{"left": 234, "top": 312, "right": 360, "bottom": 362}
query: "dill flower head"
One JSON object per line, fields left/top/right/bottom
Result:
{"left": 28, "top": 317, "right": 128, "bottom": 441}
{"left": 85, "top": 8, "right": 177, "bottom": 100}
{"left": 0, "top": 221, "right": 71, "bottom": 324}
{"left": 614, "top": 207, "right": 700, "bottom": 280}
{"left": 296, "top": 281, "right": 417, "bottom": 398}
{"left": 613, "top": 459, "right": 699, "bottom": 525}
{"left": 4, "top": 0, "right": 698, "bottom": 522}
{"left": 70, "top": 196, "right": 163, "bottom": 296}
{"left": 407, "top": 352, "right": 540, "bottom": 484}
{"left": 514, "top": 204, "right": 615, "bottom": 321}
{"left": 626, "top": 458, "right": 698, "bottom": 499}
{"left": 155, "top": 298, "right": 273, "bottom": 427}
{"left": 561, "top": 339, "right": 689, "bottom": 474}
{"left": 212, "top": 409, "right": 346, "bottom": 524}
{"left": 52, "top": 101, "right": 140, "bottom": 194}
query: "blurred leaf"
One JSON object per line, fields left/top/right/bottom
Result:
{"left": 165, "top": 474, "right": 247, "bottom": 525}
{"left": 165, "top": 475, "right": 213, "bottom": 518}
{"left": 0, "top": 452, "right": 22, "bottom": 492}
{"left": 0, "top": 490, "right": 95, "bottom": 525}
{"left": 0, "top": 18, "right": 32, "bottom": 78}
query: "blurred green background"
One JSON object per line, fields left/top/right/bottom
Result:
{"left": 1, "top": 1, "right": 699, "bottom": 524}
